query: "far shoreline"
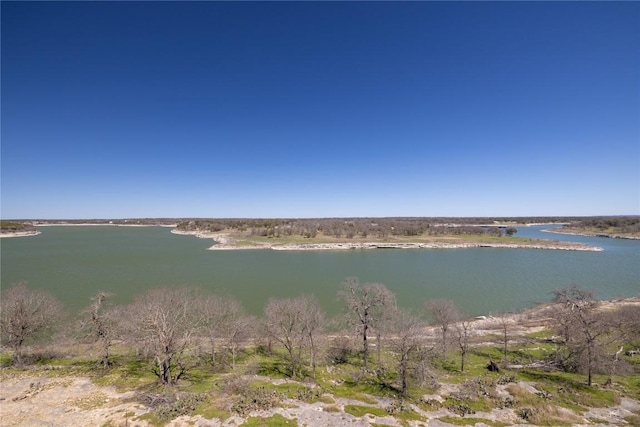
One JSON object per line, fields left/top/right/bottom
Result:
{"left": 34, "top": 222, "right": 178, "bottom": 228}
{"left": 0, "top": 223, "right": 177, "bottom": 238}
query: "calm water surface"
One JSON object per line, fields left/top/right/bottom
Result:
{"left": 1, "top": 225, "right": 638, "bottom": 316}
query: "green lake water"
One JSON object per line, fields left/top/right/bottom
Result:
{"left": 1, "top": 225, "right": 638, "bottom": 316}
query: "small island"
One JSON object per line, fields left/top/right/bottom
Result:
{"left": 172, "top": 217, "right": 606, "bottom": 251}
{"left": 549, "top": 217, "right": 640, "bottom": 240}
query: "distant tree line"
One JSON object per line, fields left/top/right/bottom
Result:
{"left": 2, "top": 281, "right": 639, "bottom": 394}
{"left": 6, "top": 216, "right": 633, "bottom": 236}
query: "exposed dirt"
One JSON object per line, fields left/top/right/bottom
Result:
{"left": 0, "top": 375, "right": 146, "bottom": 427}
{"left": 2, "top": 371, "right": 639, "bottom": 427}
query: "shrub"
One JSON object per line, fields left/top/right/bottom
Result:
{"left": 230, "top": 387, "right": 284, "bottom": 416}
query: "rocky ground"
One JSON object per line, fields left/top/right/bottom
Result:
{"left": 2, "top": 299, "right": 639, "bottom": 426}
{"left": 2, "top": 370, "right": 639, "bottom": 426}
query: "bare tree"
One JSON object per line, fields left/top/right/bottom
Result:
{"left": 497, "top": 312, "right": 514, "bottom": 364}
{"left": 425, "top": 299, "right": 460, "bottom": 361}
{"left": 339, "top": 277, "right": 395, "bottom": 371}
{"left": 125, "top": 287, "right": 203, "bottom": 385}
{"left": 552, "top": 285, "right": 611, "bottom": 386}
{"left": 601, "top": 304, "right": 640, "bottom": 381}
{"left": 200, "top": 294, "right": 225, "bottom": 367}
{"left": 200, "top": 294, "right": 253, "bottom": 370}
{"left": 216, "top": 296, "right": 254, "bottom": 370}
{"left": 372, "top": 300, "right": 396, "bottom": 371}
{"left": 0, "top": 282, "right": 64, "bottom": 365}
{"left": 264, "top": 295, "right": 322, "bottom": 378}
{"left": 388, "top": 308, "right": 423, "bottom": 395}
{"left": 302, "top": 295, "right": 325, "bottom": 380}
{"left": 612, "top": 304, "right": 640, "bottom": 343}
{"left": 79, "top": 292, "right": 121, "bottom": 368}
{"left": 454, "top": 318, "right": 473, "bottom": 372}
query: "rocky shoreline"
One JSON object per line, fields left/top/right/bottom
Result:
{"left": 270, "top": 242, "right": 603, "bottom": 251}
{"left": 172, "top": 230, "right": 603, "bottom": 252}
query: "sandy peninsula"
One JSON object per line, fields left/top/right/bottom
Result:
{"left": 0, "top": 230, "right": 41, "bottom": 238}
{"left": 171, "top": 230, "right": 603, "bottom": 252}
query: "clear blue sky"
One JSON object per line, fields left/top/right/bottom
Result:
{"left": 2, "top": 2, "right": 638, "bottom": 219}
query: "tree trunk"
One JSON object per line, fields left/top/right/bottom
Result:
{"left": 102, "top": 343, "right": 110, "bottom": 368}
{"left": 400, "top": 356, "right": 408, "bottom": 396}
{"left": 587, "top": 346, "right": 593, "bottom": 386}
{"left": 157, "top": 355, "right": 173, "bottom": 385}
{"left": 442, "top": 329, "right": 447, "bottom": 361}
{"left": 309, "top": 334, "right": 317, "bottom": 381}
{"left": 362, "top": 308, "right": 370, "bottom": 371}
{"left": 13, "top": 342, "right": 23, "bottom": 366}
{"left": 503, "top": 330, "right": 508, "bottom": 364}
{"left": 363, "top": 322, "right": 369, "bottom": 370}
{"left": 231, "top": 347, "right": 236, "bottom": 370}
{"left": 376, "top": 329, "right": 382, "bottom": 368}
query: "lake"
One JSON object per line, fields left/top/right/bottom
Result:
{"left": 1, "top": 225, "right": 638, "bottom": 316}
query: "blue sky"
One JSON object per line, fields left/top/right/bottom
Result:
{"left": 2, "top": 2, "right": 638, "bottom": 219}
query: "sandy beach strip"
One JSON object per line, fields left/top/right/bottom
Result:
{"left": 0, "top": 230, "right": 41, "bottom": 238}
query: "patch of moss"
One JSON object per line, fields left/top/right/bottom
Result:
{"left": 0, "top": 352, "right": 13, "bottom": 367}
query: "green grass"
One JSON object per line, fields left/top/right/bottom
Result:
{"left": 526, "top": 329, "right": 556, "bottom": 340}
{"left": 136, "top": 412, "right": 163, "bottom": 427}
{"left": 254, "top": 354, "right": 293, "bottom": 379}
{"left": 90, "top": 356, "right": 158, "bottom": 391}
{"left": 393, "top": 407, "right": 426, "bottom": 422}
{"left": 505, "top": 383, "right": 584, "bottom": 426}
{"left": 438, "top": 416, "right": 509, "bottom": 427}
{"left": 343, "top": 404, "right": 388, "bottom": 417}
{"left": 314, "top": 362, "right": 397, "bottom": 401}
{"left": 0, "top": 352, "right": 14, "bottom": 366}
{"left": 344, "top": 402, "right": 426, "bottom": 422}
{"left": 322, "top": 375, "right": 393, "bottom": 402}
{"left": 241, "top": 414, "right": 297, "bottom": 426}
{"left": 617, "top": 374, "right": 640, "bottom": 399}
{"left": 193, "top": 402, "right": 231, "bottom": 422}
{"left": 444, "top": 395, "right": 492, "bottom": 414}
